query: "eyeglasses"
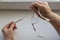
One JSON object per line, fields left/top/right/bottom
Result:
{"left": 15, "top": 17, "right": 24, "bottom": 23}
{"left": 15, "top": 11, "right": 48, "bottom": 39}
{"left": 31, "top": 11, "right": 47, "bottom": 39}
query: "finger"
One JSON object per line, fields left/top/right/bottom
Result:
{"left": 3, "top": 21, "right": 14, "bottom": 29}
{"left": 34, "top": 1, "right": 48, "bottom": 5}
{"left": 32, "top": 2, "right": 45, "bottom": 9}
{"left": 2, "top": 21, "right": 14, "bottom": 32}
{"left": 13, "top": 24, "right": 17, "bottom": 30}
{"left": 36, "top": 1, "right": 43, "bottom": 4}
{"left": 9, "top": 22, "right": 16, "bottom": 30}
{"left": 43, "top": 2, "right": 48, "bottom": 5}
{"left": 31, "top": 6, "right": 37, "bottom": 12}
{"left": 37, "top": 10, "right": 46, "bottom": 20}
{"left": 36, "top": 11, "right": 41, "bottom": 18}
{"left": 30, "top": 3, "right": 43, "bottom": 18}
{"left": 30, "top": 3, "right": 39, "bottom": 13}
{"left": 36, "top": 10, "right": 50, "bottom": 21}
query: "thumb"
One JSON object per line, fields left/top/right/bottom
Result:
{"left": 9, "top": 22, "right": 16, "bottom": 30}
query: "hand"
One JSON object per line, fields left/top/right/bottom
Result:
{"left": 30, "top": 2, "right": 53, "bottom": 19}
{"left": 31, "top": 2, "right": 60, "bottom": 35}
{"left": 2, "top": 22, "right": 17, "bottom": 40}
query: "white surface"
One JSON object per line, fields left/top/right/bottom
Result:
{"left": 0, "top": 10, "right": 60, "bottom": 40}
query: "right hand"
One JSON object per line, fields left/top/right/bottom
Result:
{"left": 30, "top": 2, "right": 53, "bottom": 19}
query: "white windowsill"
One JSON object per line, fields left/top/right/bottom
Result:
{"left": 0, "top": 0, "right": 60, "bottom": 2}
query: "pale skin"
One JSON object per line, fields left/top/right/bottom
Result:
{"left": 30, "top": 2, "right": 60, "bottom": 35}
{"left": 2, "top": 22, "right": 17, "bottom": 40}
{"left": 2, "top": 1, "right": 60, "bottom": 40}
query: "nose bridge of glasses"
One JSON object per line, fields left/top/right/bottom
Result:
{"left": 32, "top": 14, "right": 38, "bottom": 23}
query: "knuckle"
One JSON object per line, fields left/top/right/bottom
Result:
{"left": 45, "top": 2, "right": 48, "bottom": 4}
{"left": 2, "top": 29, "right": 4, "bottom": 32}
{"left": 34, "top": 2, "right": 37, "bottom": 5}
{"left": 40, "top": 5, "right": 45, "bottom": 8}
{"left": 2, "top": 28, "right": 5, "bottom": 32}
{"left": 4, "top": 29, "right": 8, "bottom": 32}
{"left": 41, "top": 4, "right": 47, "bottom": 8}
{"left": 2, "top": 29, "right": 8, "bottom": 32}
{"left": 9, "top": 29, "right": 13, "bottom": 32}
{"left": 43, "top": 5, "right": 46, "bottom": 8}
{"left": 44, "top": 2, "right": 48, "bottom": 5}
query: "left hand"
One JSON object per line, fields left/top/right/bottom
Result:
{"left": 2, "top": 22, "right": 17, "bottom": 40}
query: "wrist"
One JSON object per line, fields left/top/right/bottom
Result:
{"left": 46, "top": 11, "right": 57, "bottom": 22}
{"left": 5, "top": 38, "right": 14, "bottom": 40}
{"left": 46, "top": 11, "right": 54, "bottom": 19}
{"left": 5, "top": 37, "right": 14, "bottom": 40}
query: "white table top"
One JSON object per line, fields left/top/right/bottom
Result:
{"left": 0, "top": 10, "right": 60, "bottom": 40}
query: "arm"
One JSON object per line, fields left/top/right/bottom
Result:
{"left": 2, "top": 22, "right": 17, "bottom": 40}
{"left": 48, "top": 12, "right": 60, "bottom": 35}
{"left": 31, "top": 2, "right": 60, "bottom": 35}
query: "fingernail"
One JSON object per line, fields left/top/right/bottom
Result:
{"left": 14, "top": 24, "right": 17, "bottom": 29}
